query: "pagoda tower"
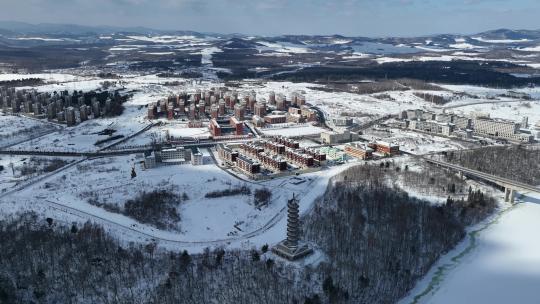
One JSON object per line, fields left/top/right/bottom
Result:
{"left": 272, "top": 194, "right": 313, "bottom": 260}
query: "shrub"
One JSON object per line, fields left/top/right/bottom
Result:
{"left": 254, "top": 188, "right": 272, "bottom": 206}
{"left": 123, "top": 190, "right": 181, "bottom": 231}
{"left": 205, "top": 185, "right": 251, "bottom": 198}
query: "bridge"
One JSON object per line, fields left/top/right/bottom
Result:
{"left": 425, "top": 158, "right": 540, "bottom": 203}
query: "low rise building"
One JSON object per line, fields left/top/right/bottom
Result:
{"left": 159, "top": 147, "right": 186, "bottom": 165}
{"left": 236, "top": 155, "right": 261, "bottom": 175}
{"left": 320, "top": 130, "right": 359, "bottom": 144}
{"left": 217, "top": 144, "right": 239, "bottom": 164}
{"left": 264, "top": 114, "right": 287, "bottom": 124}
{"left": 258, "top": 152, "right": 287, "bottom": 172}
{"left": 333, "top": 117, "right": 353, "bottom": 127}
{"left": 344, "top": 143, "right": 374, "bottom": 160}
{"left": 368, "top": 142, "right": 400, "bottom": 156}
{"left": 473, "top": 117, "right": 533, "bottom": 143}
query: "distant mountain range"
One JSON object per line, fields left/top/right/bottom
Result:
{"left": 0, "top": 21, "right": 206, "bottom": 37}
{"left": 0, "top": 20, "right": 539, "bottom": 41}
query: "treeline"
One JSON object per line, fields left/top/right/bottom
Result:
{"left": 302, "top": 165, "right": 497, "bottom": 303}
{"left": 205, "top": 185, "right": 251, "bottom": 198}
{"left": 272, "top": 61, "right": 540, "bottom": 88}
{"left": 354, "top": 161, "right": 468, "bottom": 198}
{"left": 444, "top": 146, "right": 540, "bottom": 185}
{"left": 86, "top": 189, "right": 187, "bottom": 231}
{"left": 311, "top": 78, "right": 445, "bottom": 95}
{"left": 413, "top": 92, "right": 449, "bottom": 105}
{"left": 16, "top": 157, "right": 69, "bottom": 176}
{"left": 0, "top": 78, "right": 44, "bottom": 87}
{"left": 0, "top": 213, "right": 308, "bottom": 304}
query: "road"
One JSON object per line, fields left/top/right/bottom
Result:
{"left": 440, "top": 98, "right": 525, "bottom": 110}
{"left": 42, "top": 198, "right": 288, "bottom": 247}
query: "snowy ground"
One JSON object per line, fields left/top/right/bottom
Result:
{"left": 0, "top": 147, "right": 354, "bottom": 252}
{"left": 0, "top": 155, "right": 28, "bottom": 193}
{"left": 361, "top": 128, "right": 471, "bottom": 155}
{"left": 260, "top": 123, "right": 325, "bottom": 137}
{"left": 0, "top": 155, "right": 79, "bottom": 194}
{"left": 0, "top": 114, "right": 58, "bottom": 148}
{"left": 400, "top": 192, "right": 540, "bottom": 304}
{"left": 445, "top": 100, "right": 540, "bottom": 129}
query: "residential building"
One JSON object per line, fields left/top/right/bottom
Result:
{"left": 344, "top": 143, "right": 373, "bottom": 160}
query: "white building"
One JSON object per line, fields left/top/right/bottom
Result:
{"left": 320, "top": 130, "right": 358, "bottom": 144}
{"left": 190, "top": 148, "right": 204, "bottom": 166}
{"left": 409, "top": 120, "right": 454, "bottom": 136}
{"left": 144, "top": 152, "right": 157, "bottom": 169}
{"left": 159, "top": 147, "right": 186, "bottom": 165}
{"left": 473, "top": 117, "right": 532, "bottom": 143}
{"left": 333, "top": 117, "right": 353, "bottom": 127}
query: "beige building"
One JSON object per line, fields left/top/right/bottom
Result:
{"left": 321, "top": 130, "right": 359, "bottom": 144}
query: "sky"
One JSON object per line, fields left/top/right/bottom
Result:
{"left": 0, "top": 0, "right": 539, "bottom": 36}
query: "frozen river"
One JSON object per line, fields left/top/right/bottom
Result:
{"left": 401, "top": 192, "right": 540, "bottom": 304}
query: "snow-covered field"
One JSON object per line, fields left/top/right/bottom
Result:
{"left": 260, "top": 124, "right": 325, "bottom": 137}
{"left": 0, "top": 155, "right": 78, "bottom": 194}
{"left": 0, "top": 150, "right": 353, "bottom": 252}
{"left": 362, "top": 128, "right": 469, "bottom": 155}
{"left": 0, "top": 155, "right": 26, "bottom": 193}
{"left": 449, "top": 101, "right": 540, "bottom": 127}
{"left": 400, "top": 192, "right": 540, "bottom": 304}
{"left": 439, "top": 84, "right": 540, "bottom": 131}
{"left": 0, "top": 114, "right": 58, "bottom": 148}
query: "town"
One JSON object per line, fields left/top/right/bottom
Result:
{"left": 1, "top": 11, "right": 540, "bottom": 304}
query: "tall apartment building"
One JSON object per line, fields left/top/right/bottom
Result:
{"left": 47, "top": 103, "right": 56, "bottom": 120}
{"left": 66, "top": 107, "right": 76, "bottom": 126}
{"left": 268, "top": 91, "right": 276, "bottom": 105}
{"left": 80, "top": 105, "right": 88, "bottom": 122}
{"left": 234, "top": 104, "right": 245, "bottom": 121}
{"left": 254, "top": 102, "right": 267, "bottom": 117}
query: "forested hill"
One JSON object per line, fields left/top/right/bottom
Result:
{"left": 0, "top": 164, "right": 496, "bottom": 303}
